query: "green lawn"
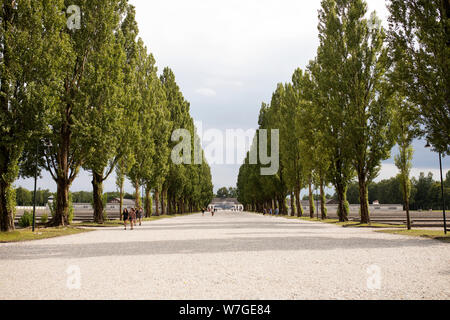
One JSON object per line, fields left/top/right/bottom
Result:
{"left": 74, "top": 220, "right": 125, "bottom": 228}
{"left": 257, "top": 213, "right": 406, "bottom": 228}
{"left": 0, "top": 227, "right": 91, "bottom": 243}
{"left": 377, "top": 229, "right": 450, "bottom": 243}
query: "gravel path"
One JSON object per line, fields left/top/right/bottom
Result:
{"left": 0, "top": 211, "right": 449, "bottom": 300}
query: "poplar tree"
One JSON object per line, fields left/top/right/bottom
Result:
{"left": 114, "top": 3, "right": 139, "bottom": 218}
{"left": 392, "top": 94, "right": 421, "bottom": 230}
{"left": 0, "top": 0, "right": 67, "bottom": 231}
{"left": 317, "top": 0, "right": 394, "bottom": 224}
{"left": 40, "top": 0, "right": 128, "bottom": 226}
{"left": 388, "top": 0, "right": 450, "bottom": 155}
{"left": 82, "top": 4, "right": 127, "bottom": 224}
{"left": 126, "top": 39, "right": 158, "bottom": 210}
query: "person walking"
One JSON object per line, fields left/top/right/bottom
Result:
{"left": 202, "top": 208, "right": 205, "bottom": 216}
{"left": 130, "top": 208, "right": 136, "bottom": 230}
{"left": 123, "top": 208, "right": 129, "bottom": 230}
{"left": 137, "top": 207, "right": 143, "bottom": 226}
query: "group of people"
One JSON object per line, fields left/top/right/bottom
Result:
{"left": 202, "top": 207, "right": 216, "bottom": 217}
{"left": 263, "top": 208, "right": 280, "bottom": 216}
{"left": 122, "top": 207, "right": 144, "bottom": 230}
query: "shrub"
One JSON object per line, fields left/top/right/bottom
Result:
{"left": 40, "top": 214, "right": 49, "bottom": 224}
{"left": 18, "top": 211, "right": 33, "bottom": 228}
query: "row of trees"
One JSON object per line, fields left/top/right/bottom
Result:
{"left": 215, "top": 187, "right": 238, "bottom": 199}
{"left": 15, "top": 188, "right": 52, "bottom": 207}
{"left": 237, "top": 0, "right": 449, "bottom": 229}
{"left": 0, "top": 0, "right": 213, "bottom": 231}
{"left": 343, "top": 171, "right": 450, "bottom": 210}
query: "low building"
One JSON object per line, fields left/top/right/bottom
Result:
{"left": 107, "top": 198, "right": 136, "bottom": 210}
{"left": 209, "top": 198, "right": 244, "bottom": 211}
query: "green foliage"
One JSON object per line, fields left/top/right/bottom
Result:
{"left": 0, "top": 0, "right": 67, "bottom": 231}
{"left": 15, "top": 187, "right": 52, "bottom": 206}
{"left": 15, "top": 187, "right": 32, "bottom": 206}
{"left": 388, "top": 0, "right": 450, "bottom": 155}
{"left": 343, "top": 171, "right": 450, "bottom": 210}
{"left": 40, "top": 214, "right": 48, "bottom": 225}
{"left": 216, "top": 187, "right": 238, "bottom": 199}
{"left": 72, "top": 191, "right": 93, "bottom": 204}
{"left": 18, "top": 211, "right": 33, "bottom": 228}
{"left": 4, "top": 1, "right": 213, "bottom": 226}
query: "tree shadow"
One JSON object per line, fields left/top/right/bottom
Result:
{"left": 0, "top": 234, "right": 442, "bottom": 261}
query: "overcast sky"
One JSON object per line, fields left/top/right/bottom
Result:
{"left": 16, "top": 0, "right": 448, "bottom": 195}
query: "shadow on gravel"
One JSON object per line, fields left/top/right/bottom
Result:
{"left": 0, "top": 235, "right": 440, "bottom": 261}
{"left": 130, "top": 222, "right": 330, "bottom": 231}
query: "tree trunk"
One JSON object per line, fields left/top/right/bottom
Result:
{"left": 145, "top": 187, "right": 151, "bottom": 218}
{"left": 281, "top": 197, "right": 288, "bottom": 215}
{"left": 51, "top": 110, "right": 75, "bottom": 227}
{"left": 161, "top": 189, "right": 167, "bottom": 215}
{"left": 53, "top": 177, "right": 70, "bottom": 226}
{"left": 119, "top": 180, "right": 124, "bottom": 221}
{"left": 404, "top": 182, "right": 412, "bottom": 230}
{"left": 166, "top": 195, "right": 173, "bottom": 214}
{"left": 309, "top": 180, "right": 315, "bottom": 218}
{"left": 155, "top": 189, "right": 160, "bottom": 216}
{"left": 0, "top": 5, "right": 16, "bottom": 232}
{"left": 295, "top": 187, "right": 303, "bottom": 217}
{"left": 0, "top": 178, "right": 14, "bottom": 232}
{"left": 290, "top": 192, "right": 296, "bottom": 216}
{"left": 92, "top": 171, "right": 104, "bottom": 224}
{"left": 358, "top": 174, "right": 370, "bottom": 224}
{"left": 134, "top": 180, "right": 140, "bottom": 209}
{"left": 336, "top": 182, "right": 349, "bottom": 222}
{"left": 320, "top": 180, "right": 327, "bottom": 220}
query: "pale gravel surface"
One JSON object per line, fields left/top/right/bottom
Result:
{"left": 0, "top": 211, "right": 449, "bottom": 300}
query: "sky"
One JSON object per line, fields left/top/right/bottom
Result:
{"left": 15, "top": 0, "right": 449, "bottom": 195}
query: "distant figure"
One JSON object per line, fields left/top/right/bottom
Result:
{"left": 202, "top": 208, "right": 205, "bottom": 216}
{"left": 269, "top": 208, "right": 273, "bottom": 215}
{"left": 275, "top": 208, "right": 279, "bottom": 216}
{"left": 130, "top": 208, "right": 136, "bottom": 230}
{"left": 263, "top": 208, "right": 267, "bottom": 215}
{"left": 123, "top": 208, "right": 129, "bottom": 230}
{"left": 137, "top": 207, "right": 143, "bottom": 226}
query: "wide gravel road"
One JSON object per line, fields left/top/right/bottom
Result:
{"left": 0, "top": 211, "right": 448, "bottom": 300}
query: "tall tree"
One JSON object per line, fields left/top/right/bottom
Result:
{"left": 114, "top": 3, "right": 139, "bottom": 219}
{"left": 388, "top": 0, "right": 450, "bottom": 155}
{"left": 279, "top": 78, "right": 306, "bottom": 217}
{"left": 0, "top": 0, "right": 67, "bottom": 231}
{"left": 160, "top": 67, "right": 190, "bottom": 214}
{"left": 40, "top": 0, "right": 128, "bottom": 226}
{"left": 82, "top": 4, "right": 127, "bottom": 223}
{"left": 126, "top": 39, "right": 158, "bottom": 211}
{"left": 310, "top": 28, "right": 355, "bottom": 222}
{"left": 392, "top": 92, "right": 421, "bottom": 229}
{"left": 318, "top": 0, "right": 395, "bottom": 224}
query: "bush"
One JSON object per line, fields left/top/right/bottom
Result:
{"left": 40, "top": 214, "right": 48, "bottom": 224}
{"left": 18, "top": 211, "right": 33, "bottom": 228}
